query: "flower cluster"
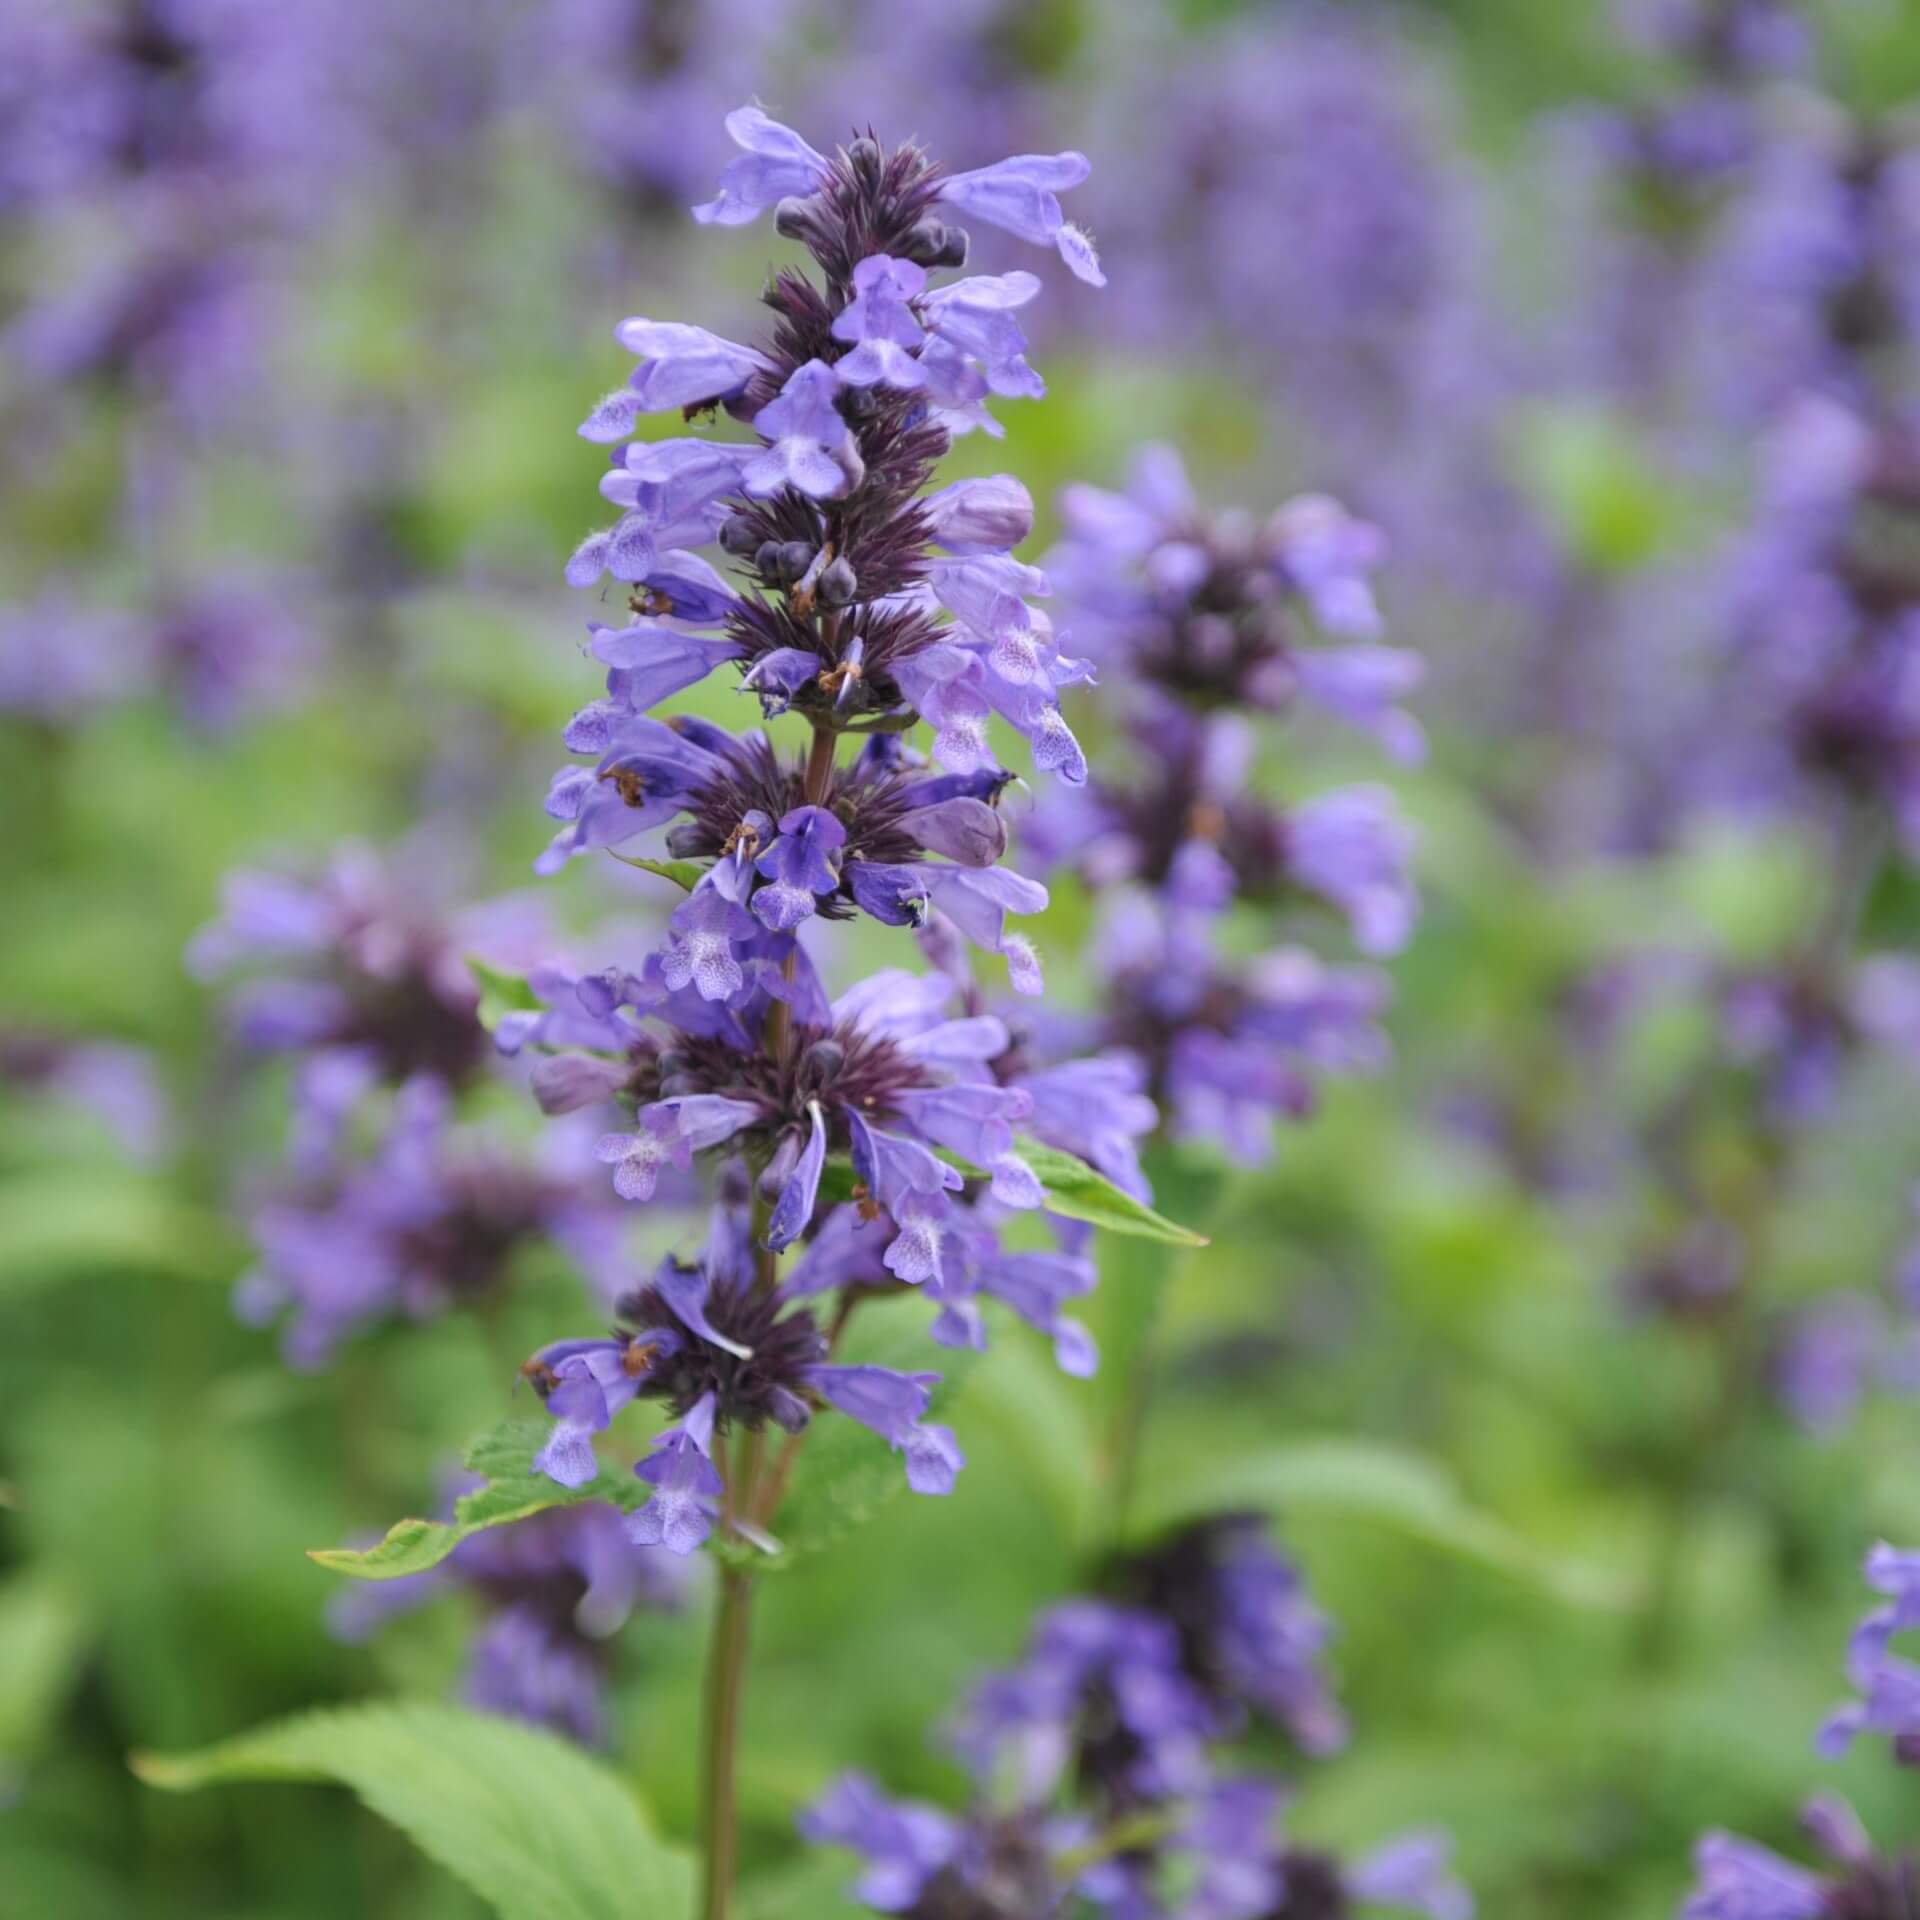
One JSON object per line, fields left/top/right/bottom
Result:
{"left": 191, "top": 841, "right": 543, "bottom": 1170}
{"left": 329, "top": 1496, "right": 686, "bottom": 1746}
{"left": 496, "top": 106, "right": 1136, "bottom": 1542}
{"left": 805, "top": 1537, "right": 1468, "bottom": 1920}
{"left": 1025, "top": 446, "right": 1419, "bottom": 1161}
{"left": 524, "top": 1192, "right": 963, "bottom": 1553}
{"left": 237, "top": 1076, "right": 624, "bottom": 1368}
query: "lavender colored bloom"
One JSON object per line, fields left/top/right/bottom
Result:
{"left": 0, "top": 1031, "right": 169, "bottom": 1164}
{"left": 692, "top": 105, "right": 830, "bottom": 226}
{"left": 192, "top": 840, "right": 549, "bottom": 1171}
{"left": 523, "top": 1198, "right": 960, "bottom": 1547}
{"left": 239, "top": 1078, "right": 624, "bottom": 1369}
{"left": 937, "top": 151, "right": 1105, "bottom": 286}
{"left": 554, "top": 112, "right": 1099, "bottom": 797}
{"left": 1116, "top": 1515, "right": 1347, "bottom": 1755}
{"left": 1818, "top": 1544, "right": 1920, "bottom": 1761}
{"left": 1680, "top": 1807, "right": 1910, "bottom": 1920}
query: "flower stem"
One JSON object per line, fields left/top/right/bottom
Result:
{"left": 697, "top": 1562, "right": 754, "bottom": 1920}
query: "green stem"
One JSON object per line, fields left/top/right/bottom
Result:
{"left": 697, "top": 1564, "right": 753, "bottom": 1920}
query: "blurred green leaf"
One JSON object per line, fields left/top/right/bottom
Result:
{"left": 1131, "top": 1440, "right": 1633, "bottom": 1610}
{"left": 738, "top": 1852, "right": 865, "bottom": 1920}
{"left": 0, "top": 1571, "right": 91, "bottom": 1770}
{"left": 133, "top": 1701, "right": 693, "bottom": 1920}
{"left": 466, "top": 960, "right": 541, "bottom": 1036}
{"left": 310, "top": 1419, "right": 640, "bottom": 1581}
{"left": 0, "top": 1175, "right": 242, "bottom": 1292}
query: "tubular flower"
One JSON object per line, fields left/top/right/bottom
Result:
{"left": 522, "top": 1199, "right": 963, "bottom": 1551}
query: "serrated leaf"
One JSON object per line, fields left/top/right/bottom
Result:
{"left": 1131, "top": 1439, "right": 1632, "bottom": 1610}
{"left": 133, "top": 1701, "right": 693, "bottom": 1920}
{"left": 607, "top": 852, "right": 706, "bottom": 891}
{"left": 466, "top": 958, "right": 541, "bottom": 1035}
{"left": 0, "top": 1175, "right": 243, "bottom": 1294}
{"left": 310, "top": 1418, "right": 640, "bottom": 1581}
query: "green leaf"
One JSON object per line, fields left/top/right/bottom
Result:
{"left": 133, "top": 1701, "right": 694, "bottom": 1920}
{"left": 309, "top": 1418, "right": 641, "bottom": 1581}
{"left": 0, "top": 1572, "right": 91, "bottom": 1769}
{"left": 0, "top": 1175, "right": 243, "bottom": 1294}
{"left": 1012, "top": 1137, "right": 1210, "bottom": 1246}
{"left": 801, "top": 1145, "right": 1209, "bottom": 1246}
{"left": 738, "top": 1853, "right": 866, "bottom": 1920}
{"left": 607, "top": 852, "right": 706, "bottom": 891}
{"left": 466, "top": 958, "right": 541, "bottom": 1035}
{"left": 1131, "top": 1440, "right": 1632, "bottom": 1610}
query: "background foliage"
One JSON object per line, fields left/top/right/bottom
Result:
{"left": 6, "top": 2, "right": 1920, "bottom": 1916}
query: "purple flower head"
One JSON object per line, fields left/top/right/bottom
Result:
{"left": 191, "top": 842, "right": 548, "bottom": 1170}
{"left": 1680, "top": 1806, "right": 1908, "bottom": 1920}
{"left": 1114, "top": 1515, "right": 1347, "bottom": 1756}
{"left": 1818, "top": 1543, "right": 1920, "bottom": 1763}
{"left": 524, "top": 1199, "right": 961, "bottom": 1542}
{"left": 240, "top": 1079, "right": 623, "bottom": 1369}
{"left": 557, "top": 112, "right": 1099, "bottom": 777}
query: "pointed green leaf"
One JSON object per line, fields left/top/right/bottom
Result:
{"left": 466, "top": 958, "right": 541, "bottom": 1036}
{"left": 607, "top": 852, "right": 707, "bottom": 891}
{"left": 1131, "top": 1440, "right": 1632, "bottom": 1610}
{"left": 310, "top": 1418, "right": 641, "bottom": 1581}
{"left": 1013, "top": 1137, "right": 1209, "bottom": 1246}
{"left": 133, "top": 1702, "right": 693, "bottom": 1920}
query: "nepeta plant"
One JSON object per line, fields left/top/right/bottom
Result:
{"left": 293, "top": 106, "right": 1235, "bottom": 1920}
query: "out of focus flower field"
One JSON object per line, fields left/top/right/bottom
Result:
{"left": 11, "top": 3, "right": 1920, "bottom": 1917}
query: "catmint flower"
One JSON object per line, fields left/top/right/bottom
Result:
{"left": 1050, "top": 446, "right": 1414, "bottom": 743}
{"left": 237, "top": 1077, "right": 624, "bottom": 1369}
{"left": 1681, "top": 1802, "right": 1913, "bottom": 1920}
{"left": 328, "top": 1499, "right": 684, "bottom": 1746}
{"left": 558, "top": 109, "right": 1101, "bottom": 804}
{"left": 506, "top": 961, "right": 1044, "bottom": 1283}
{"left": 190, "top": 841, "right": 549, "bottom": 1170}
{"left": 952, "top": 1601, "right": 1218, "bottom": 1810}
{"left": 523, "top": 1199, "right": 961, "bottom": 1548}
{"left": 1082, "top": 893, "right": 1393, "bottom": 1162}
{"left": 1818, "top": 1544, "right": 1920, "bottom": 1763}
{"left": 0, "top": 1031, "right": 168, "bottom": 1165}
{"left": 1113, "top": 1515, "right": 1347, "bottom": 1755}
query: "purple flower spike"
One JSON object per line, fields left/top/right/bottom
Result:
{"left": 747, "top": 360, "right": 861, "bottom": 499}
{"left": 752, "top": 805, "right": 848, "bottom": 931}
{"left": 938, "top": 152, "right": 1106, "bottom": 286}
{"left": 693, "top": 107, "right": 831, "bottom": 227}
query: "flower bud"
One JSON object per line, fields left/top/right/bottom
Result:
{"left": 847, "top": 137, "right": 883, "bottom": 186}
{"left": 774, "top": 195, "right": 819, "bottom": 241}
{"left": 817, "top": 557, "right": 858, "bottom": 607}
{"left": 719, "top": 513, "right": 762, "bottom": 556}
{"left": 903, "top": 218, "right": 968, "bottom": 270}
